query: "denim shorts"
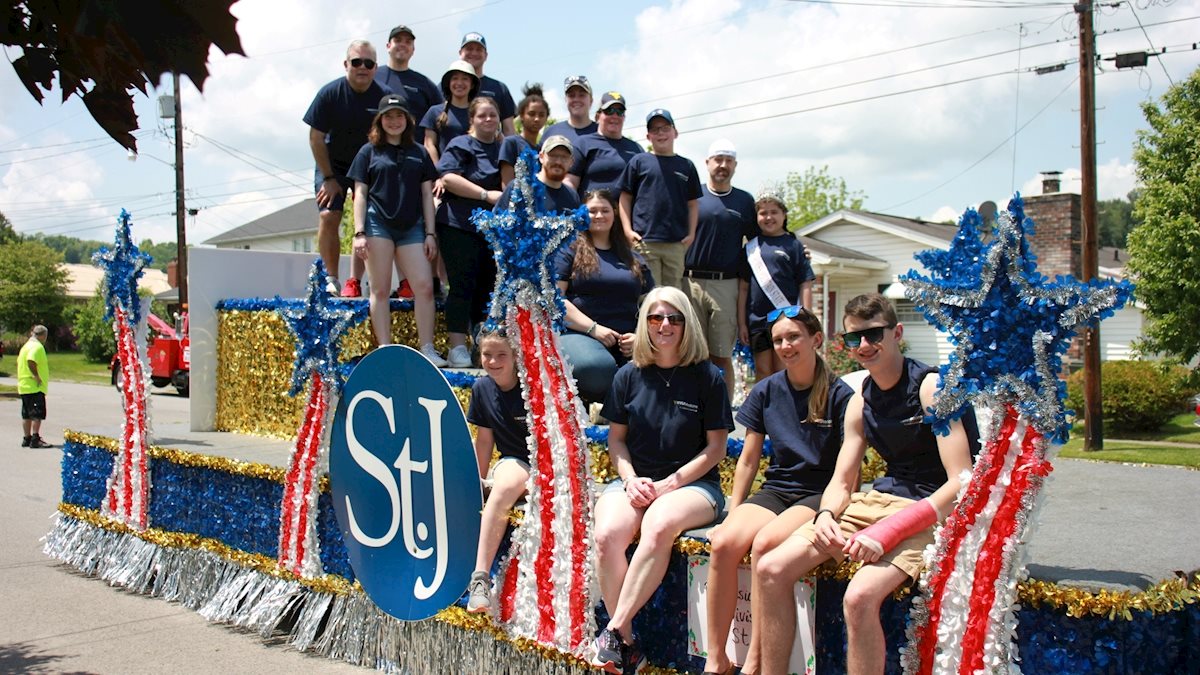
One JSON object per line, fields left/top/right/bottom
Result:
{"left": 603, "top": 477, "right": 726, "bottom": 519}
{"left": 363, "top": 207, "right": 425, "bottom": 247}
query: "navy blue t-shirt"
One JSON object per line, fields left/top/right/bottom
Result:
{"left": 569, "top": 133, "right": 644, "bottom": 194}
{"left": 739, "top": 233, "right": 816, "bottom": 334}
{"left": 499, "top": 135, "right": 537, "bottom": 168}
{"left": 554, "top": 245, "right": 654, "bottom": 335}
{"left": 419, "top": 103, "right": 470, "bottom": 158}
{"left": 495, "top": 181, "right": 580, "bottom": 214}
{"left": 863, "top": 358, "right": 981, "bottom": 500}
{"left": 601, "top": 361, "right": 733, "bottom": 483}
{"left": 303, "top": 78, "right": 393, "bottom": 171}
{"left": 374, "top": 66, "right": 443, "bottom": 143}
{"left": 346, "top": 141, "right": 438, "bottom": 228}
{"left": 686, "top": 185, "right": 759, "bottom": 274}
{"left": 619, "top": 153, "right": 702, "bottom": 242}
{"left": 737, "top": 372, "right": 854, "bottom": 498}
{"left": 467, "top": 375, "right": 530, "bottom": 463}
{"left": 477, "top": 75, "right": 516, "bottom": 121}
{"left": 544, "top": 120, "right": 598, "bottom": 141}
{"left": 436, "top": 135, "right": 501, "bottom": 232}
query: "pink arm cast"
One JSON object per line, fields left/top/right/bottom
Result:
{"left": 849, "top": 498, "right": 940, "bottom": 556}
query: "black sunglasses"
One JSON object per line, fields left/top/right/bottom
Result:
{"left": 647, "top": 312, "right": 685, "bottom": 327}
{"left": 841, "top": 324, "right": 896, "bottom": 349}
{"left": 767, "top": 304, "right": 809, "bottom": 324}
{"left": 602, "top": 107, "right": 626, "bottom": 117}
{"left": 348, "top": 58, "right": 377, "bottom": 69}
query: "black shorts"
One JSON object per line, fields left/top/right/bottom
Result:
{"left": 744, "top": 486, "right": 821, "bottom": 516}
{"left": 749, "top": 329, "right": 773, "bottom": 355}
{"left": 21, "top": 392, "right": 46, "bottom": 420}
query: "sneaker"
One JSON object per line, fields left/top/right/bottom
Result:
{"left": 420, "top": 343, "right": 448, "bottom": 368}
{"left": 621, "top": 639, "right": 645, "bottom": 674}
{"left": 591, "top": 627, "right": 625, "bottom": 674}
{"left": 21, "top": 436, "right": 30, "bottom": 447}
{"left": 392, "top": 279, "right": 414, "bottom": 300}
{"left": 466, "top": 571, "right": 491, "bottom": 613}
{"left": 340, "top": 277, "right": 362, "bottom": 298}
{"left": 325, "top": 276, "right": 340, "bottom": 295}
{"left": 29, "top": 435, "right": 52, "bottom": 449}
{"left": 447, "top": 345, "right": 472, "bottom": 368}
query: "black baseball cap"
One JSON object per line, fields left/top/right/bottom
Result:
{"left": 389, "top": 25, "right": 415, "bottom": 41}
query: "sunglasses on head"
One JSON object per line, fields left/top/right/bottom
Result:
{"left": 840, "top": 324, "right": 895, "bottom": 349}
{"left": 767, "top": 304, "right": 809, "bottom": 324}
{"left": 348, "top": 58, "right": 377, "bottom": 69}
{"left": 647, "top": 312, "right": 685, "bottom": 327}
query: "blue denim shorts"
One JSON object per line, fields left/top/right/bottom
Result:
{"left": 603, "top": 477, "right": 726, "bottom": 519}
{"left": 363, "top": 208, "right": 425, "bottom": 247}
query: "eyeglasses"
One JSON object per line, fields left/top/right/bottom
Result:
{"left": 647, "top": 312, "right": 685, "bottom": 327}
{"left": 767, "top": 304, "right": 809, "bottom": 324}
{"left": 348, "top": 58, "right": 377, "bottom": 69}
{"left": 840, "top": 324, "right": 896, "bottom": 349}
{"left": 602, "top": 107, "right": 626, "bottom": 117}
{"left": 648, "top": 124, "right": 673, "bottom": 134}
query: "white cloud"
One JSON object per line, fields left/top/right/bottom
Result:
{"left": 1019, "top": 159, "right": 1136, "bottom": 201}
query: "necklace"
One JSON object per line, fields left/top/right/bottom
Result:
{"left": 656, "top": 365, "right": 679, "bottom": 388}
{"left": 708, "top": 184, "right": 732, "bottom": 197}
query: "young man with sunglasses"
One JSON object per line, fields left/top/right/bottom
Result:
{"left": 753, "top": 293, "right": 980, "bottom": 674}
{"left": 304, "top": 39, "right": 392, "bottom": 296}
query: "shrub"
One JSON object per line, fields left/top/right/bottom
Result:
{"left": 1065, "top": 360, "right": 1195, "bottom": 432}
{"left": 73, "top": 292, "right": 115, "bottom": 363}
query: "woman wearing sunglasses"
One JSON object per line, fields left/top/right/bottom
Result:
{"left": 565, "top": 91, "right": 644, "bottom": 195}
{"left": 701, "top": 304, "right": 853, "bottom": 675}
{"left": 590, "top": 286, "right": 733, "bottom": 674}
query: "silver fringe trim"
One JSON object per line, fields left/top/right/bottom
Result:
{"left": 43, "top": 514, "right": 598, "bottom": 674}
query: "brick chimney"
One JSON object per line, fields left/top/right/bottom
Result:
{"left": 1040, "top": 170, "right": 1062, "bottom": 194}
{"left": 1023, "top": 188, "right": 1081, "bottom": 279}
{"left": 166, "top": 259, "right": 179, "bottom": 288}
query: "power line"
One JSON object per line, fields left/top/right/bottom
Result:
{"left": 1124, "top": 1, "right": 1174, "bottom": 84}
{"left": 782, "top": 0, "right": 1075, "bottom": 9}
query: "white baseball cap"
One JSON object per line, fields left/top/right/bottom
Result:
{"left": 707, "top": 138, "right": 737, "bottom": 159}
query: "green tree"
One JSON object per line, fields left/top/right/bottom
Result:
{"left": 0, "top": 240, "right": 70, "bottom": 334}
{"left": 1127, "top": 67, "right": 1200, "bottom": 367}
{"left": 1097, "top": 191, "right": 1140, "bottom": 248}
{"left": 768, "top": 166, "right": 866, "bottom": 231}
{"left": 0, "top": 210, "right": 18, "bottom": 245}
{"left": 72, "top": 287, "right": 116, "bottom": 362}
{"left": 138, "top": 239, "right": 178, "bottom": 271}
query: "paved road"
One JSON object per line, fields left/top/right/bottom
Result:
{"left": 2, "top": 379, "right": 1198, "bottom": 673}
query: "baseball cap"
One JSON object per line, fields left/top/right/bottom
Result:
{"left": 541, "top": 135, "right": 573, "bottom": 155}
{"left": 707, "top": 139, "right": 737, "bottom": 159}
{"left": 461, "top": 32, "right": 486, "bottom": 49}
{"left": 598, "top": 91, "right": 626, "bottom": 112}
{"left": 377, "top": 93, "right": 410, "bottom": 115}
{"left": 564, "top": 75, "right": 592, "bottom": 95}
{"left": 646, "top": 108, "right": 675, "bottom": 126}
{"left": 389, "top": 25, "right": 415, "bottom": 41}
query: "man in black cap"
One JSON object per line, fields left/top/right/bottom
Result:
{"left": 375, "top": 25, "right": 443, "bottom": 145}
{"left": 458, "top": 31, "right": 516, "bottom": 136}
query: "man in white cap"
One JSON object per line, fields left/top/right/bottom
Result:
{"left": 458, "top": 31, "right": 516, "bottom": 136}
{"left": 684, "top": 139, "right": 759, "bottom": 396}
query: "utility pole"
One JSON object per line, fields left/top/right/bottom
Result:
{"left": 1077, "top": 2, "right": 1103, "bottom": 450}
{"left": 173, "top": 72, "right": 188, "bottom": 308}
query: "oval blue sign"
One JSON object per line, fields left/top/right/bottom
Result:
{"left": 329, "top": 345, "right": 481, "bottom": 620}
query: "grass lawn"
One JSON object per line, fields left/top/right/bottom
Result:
{"left": 1059, "top": 411, "right": 1200, "bottom": 469}
{"left": 0, "top": 351, "right": 112, "bottom": 386}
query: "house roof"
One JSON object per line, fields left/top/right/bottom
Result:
{"left": 63, "top": 263, "right": 171, "bottom": 299}
{"left": 202, "top": 199, "right": 316, "bottom": 245}
{"left": 799, "top": 235, "right": 888, "bottom": 268}
{"left": 798, "top": 209, "right": 959, "bottom": 249}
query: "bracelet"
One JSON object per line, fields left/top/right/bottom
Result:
{"left": 479, "top": 189, "right": 488, "bottom": 201}
{"left": 586, "top": 321, "right": 597, "bottom": 336}
{"left": 814, "top": 508, "right": 836, "bottom": 523}
{"left": 353, "top": 231, "right": 366, "bottom": 238}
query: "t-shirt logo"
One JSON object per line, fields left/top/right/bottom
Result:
{"left": 774, "top": 250, "right": 791, "bottom": 262}
{"left": 673, "top": 399, "right": 699, "bottom": 413}
{"left": 674, "top": 171, "right": 690, "bottom": 182}
{"left": 726, "top": 208, "right": 743, "bottom": 218}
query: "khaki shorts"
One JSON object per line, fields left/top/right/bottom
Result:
{"left": 685, "top": 277, "right": 739, "bottom": 358}
{"left": 792, "top": 490, "right": 935, "bottom": 579}
{"left": 636, "top": 241, "right": 687, "bottom": 291}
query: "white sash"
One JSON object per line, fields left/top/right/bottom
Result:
{"left": 746, "top": 237, "right": 792, "bottom": 309}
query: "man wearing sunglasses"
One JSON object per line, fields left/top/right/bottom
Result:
{"left": 303, "top": 39, "right": 392, "bottom": 295}
{"left": 754, "top": 293, "right": 980, "bottom": 674}
{"left": 565, "top": 91, "right": 644, "bottom": 194}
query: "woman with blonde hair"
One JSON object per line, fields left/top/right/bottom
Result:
{"left": 590, "top": 286, "right": 733, "bottom": 674}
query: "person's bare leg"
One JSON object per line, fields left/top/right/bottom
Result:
{"left": 741, "top": 504, "right": 817, "bottom": 673}
{"left": 754, "top": 535, "right": 829, "bottom": 674}
{"left": 843, "top": 562, "right": 909, "bottom": 675}
{"left": 703, "top": 504, "right": 774, "bottom": 673}
{"left": 473, "top": 460, "right": 528, "bottom": 572}
{"left": 365, "top": 238, "right": 396, "bottom": 345}
{"left": 394, "top": 244, "right": 436, "bottom": 345}
{"left": 317, "top": 210, "right": 342, "bottom": 284}
{"left": 711, "top": 354, "right": 734, "bottom": 399}
{"left": 593, "top": 490, "right": 642, "bottom": 617}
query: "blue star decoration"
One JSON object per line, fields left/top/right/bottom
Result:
{"left": 278, "top": 259, "right": 364, "bottom": 397}
{"left": 901, "top": 195, "right": 1134, "bottom": 443}
{"left": 92, "top": 209, "right": 153, "bottom": 325}
{"left": 471, "top": 147, "right": 589, "bottom": 331}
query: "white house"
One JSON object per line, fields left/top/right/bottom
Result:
{"left": 201, "top": 199, "right": 317, "bottom": 252}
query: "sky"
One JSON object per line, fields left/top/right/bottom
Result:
{"left": 1, "top": 0, "right": 1197, "bottom": 248}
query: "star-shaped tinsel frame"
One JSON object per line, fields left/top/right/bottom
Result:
{"left": 277, "top": 259, "right": 364, "bottom": 397}
{"left": 92, "top": 209, "right": 153, "bottom": 325}
{"left": 471, "top": 147, "right": 589, "bottom": 332}
{"left": 901, "top": 195, "right": 1133, "bottom": 442}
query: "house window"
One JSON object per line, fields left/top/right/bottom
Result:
{"left": 893, "top": 299, "right": 923, "bottom": 324}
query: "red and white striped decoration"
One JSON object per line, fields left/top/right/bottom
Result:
{"left": 277, "top": 371, "right": 331, "bottom": 577}
{"left": 903, "top": 405, "right": 1054, "bottom": 674}
{"left": 103, "top": 306, "right": 151, "bottom": 530}
{"left": 495, "top": 301, "right": 597, "bottom": 656}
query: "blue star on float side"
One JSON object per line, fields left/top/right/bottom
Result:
{"left": 471, "top": 147, "right": 589, "bottom": 331}
{"left": 901, "top": 195, "right": 1133, "bottom": 442}
{"left": 92, "top": 209, "right": 153, "bottom": 325}
{"left": 278, "top": 259, "right": 364, "bottom": 396}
